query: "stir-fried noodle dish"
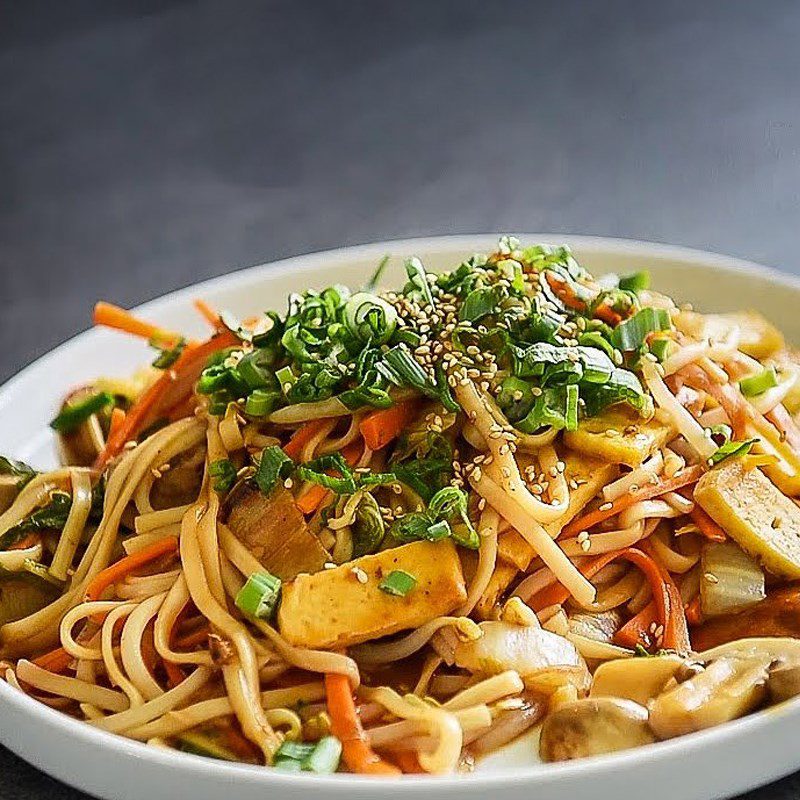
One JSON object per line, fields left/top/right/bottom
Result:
{"left": 3, "top": 239, "right": 800, "bottom": 774}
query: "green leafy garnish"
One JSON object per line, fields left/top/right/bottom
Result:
{"left": 208, "top": 459, "right": 237, "bottom": 493}
{"left": 253, "top": 446, "right": 294, "bottom": 496}
{"left": 709, "top": 438, "right": 759, "bottom": 465}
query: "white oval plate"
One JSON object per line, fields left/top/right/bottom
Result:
{"left": 0, "top": 235, "right": 798, "bottom": 800}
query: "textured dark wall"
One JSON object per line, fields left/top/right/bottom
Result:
{"left": 2, "top": 1, "right": 800, "bottom": 797}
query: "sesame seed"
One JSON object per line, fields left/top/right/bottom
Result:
{"left": 599, "top": 502, "right": 613, "bottom": 512}
{"left": 704, "top": 572, "right": 719, "bottom": 584}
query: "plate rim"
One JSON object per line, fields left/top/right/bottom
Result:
{"left": 2, "top": 232, "right": 800, "bottom": 793}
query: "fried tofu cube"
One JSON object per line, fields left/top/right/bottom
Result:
{"left": 695, "top": 459, "right": 800, "bottom": 579}
{"left": 703, "top": 311, "right": 784, "bottom": 360}
{"left": 498, "top": 453, "right": 618, "bottom": 570}
{"left": 563, "top": 408, "right": 673, "bottom": 467}
{"left": 278, "top": 540, "right": 467, "bottom": 649}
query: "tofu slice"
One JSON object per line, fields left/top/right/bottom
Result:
{"left": 694, "top": 459, "right": 800, "bottom": 579}
{"left": 474, "top": 562, "right": 518, "bottom": 621}
{"left": 226, "top": 485, "right": 330, "bottom": 580}
{"left": 498, "top": 453, "right": 618, "bottom": 571}
{"left": 563, "top": 408, "right": 673, "bottom": 467}
{"left": 278, "top": 540, "right": 467, "bottom": 649}
{"left": 681, "top": 310, "right": 784, "bottom": 360}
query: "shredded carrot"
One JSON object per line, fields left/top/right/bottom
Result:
{"left": 7, "top": 532, "right": 41, "bottom": 551}
{"left": 164, "top": 660, "right": 185, "bottom": 688}
{"left": 559, "top": 465, "right": 704, "bottom": 540}
{"left": 325, "top": 673, "right": 401, "bottom": 776}
{"left": 107, "top": 407, "right": 127, "bottom": 442}
{"left": 283, "top": 419, "right": 334, "bottom": 461}
{"left": 193, "top": 299, "right": 222, "bottom": 329}
{"left": 32, "top": 646, "right": 72, "bottom": 674}
{"left": 614, "top": 600, "right": 658, "bottom": 650}
{"left": 173, "top": 625, "right": 211, "bottom": 649}
{"left": 94, "top": 331, "right": 237, "bottom": 469}
{"left": 359, "top": 400, "right": 416, "bottom": 452}
{"left": 532, "top": 546, "right": 690, "bottom": 652}
{"left": 85, "top": 537, "right": 178, "bottom": 603}
{"left": 93, "top": 302, "right": 184, "bottom": 346}
{"left": 392, "top": 751, "right": 424, "bottom": 774}
{"left": 685, "top": 594, "right": 703, "bottom": 626}
{"left": 544, "top": 272, "right": 623, "bottom": 326}
{"left": 295, "top": 440, "right": 363, "bottom": 515}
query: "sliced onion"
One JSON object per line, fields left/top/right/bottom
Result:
{"left": 700, "top": 540, "right": 765, "bottom": 618}
{"left": 468, "top": 701, "right": 545, "bottom": 756}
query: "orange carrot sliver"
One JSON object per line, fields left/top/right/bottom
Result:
{"left": 85, "top": 537, "right": 178, "bottom": 603}
{"left": 560, "top": 465, "right": 703, "bottom": 540}
{"left": 295, "top": 440, "right": 363, "bottom": 515}
{"left": 359, "top": 400, "right": 416, "bottom": 452}
{"left": 325, "top": 673, "right": 400, "bottom": 776}
{"left": 614, "top": 600, "right": 658, "bottom": 649}
{"left": 283, "top": 419, "right": 333, "bottom": 461}
{"left": 32, "top": 647, "right": 72, "bottom": 674}
{"left": 8, "top": 532, "right": 41, "bottom": 551}
{"left": 685, "top": 595, "right": 703, "bottom": 626}
{"left": 107, "top": 407, "right": 127, "bottom": 442}
{"left": 193, "top": 299, "right": 221, "bottom": 329}
{"left": 93, "top": 302, "right": 183, "bottom": 346}
{"left": 393, "top": 751, "right": 424, "bottom": 774}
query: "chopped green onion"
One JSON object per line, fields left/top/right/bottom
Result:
{"left": 343, "top": 292, "right": 397, "bottom": 344}
{"left": 404, "top": 257, "right": 434, "bottom": 307}
{"left": 244, "top": 389, "right": 280, "bottom": 417}
{"left": 197, "top": 365, "right": 232, "bottom": 395}
{"left": 428, "top": 486, "right": 479, "bottom": 548}
{"left": 618, "top": 271, "right": 650, "bottom": 292}
{"left": 425, "top": 519, "right": 452, "bottom": 540}
{"left": 565, "top": 383, "right": 579, "bottom": 431}
{"left": 236, "top": 350, "right": 274, "bottom": 390}
{"left": 577, "top": 331, "right": 616, "bottom": 359}
{"left": 150, "top": 337, "right": 186, "bottom": 369}
{"left": 235, "top": 571, "right": 281, "bottom": 619}
{"left": 208, "top": 459, "right": 237, "bottom": 493}
{"left": 302, "top": 736, "right": 343, "bottom": 774}
{"left": 610, "top": 307, "right": 671, "bottom": 351}
{"left": 254, "top": 446, "right": 294, "bottom": 495}
{"left": 365, "top": 254, "right": 390, "bottom": 291}
{"left": 378, "top": 570, "right": 417, "bottom": 597}
{"left": 274, "top": 736, "right": 342, "bottom": 774}
{"left": 739, "top": 367, "right": 779, "bottom": 397}
{"left": 649, "top": 337, "right": 676, "bottom": 363}
{"left": 459, "top": 285, "right": 506, "bottom": 322}
{"left": 207, "top": 392, "right": 233, "bottom": 417}
{"left": 50, "top": 392, "right": 114, "bottom": 433}
{"left": 276, "top": 366, "right": 297, "bottom": 394}
{"left": 709, "top": 438, "right": 759, "bottom": 465}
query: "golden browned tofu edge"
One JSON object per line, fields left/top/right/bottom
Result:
{"left": 694, "top": 460, "right": 800, "bottom": 579}
{"left": 277, "top": 540, "right": 467, "bottom": 648}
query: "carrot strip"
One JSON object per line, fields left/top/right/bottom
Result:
{"left": 107, "top": 407, "right": 127, "bottom": 442}
{"left": 325, "top": 673, "right": 401, "bottom": 776}
{"left": 85, "top": 537, "right": 178, "bottom": 603}
{"left": 359, "top": 400, "right": 416, "bottom": 452}
{"left": 193, "top": 299, "right": 222, "bottom": 329}
{"left": 283, "top": 419, "right": 334, "bottom": 461}
{"left": 685, "top": 595, "right": 703, "bottom": 626}
{"left": 295, "top": 440, "right": 363, "bottom": 515}
{"left": 94, "top": 331, "right": 237, "bottom": 468}
{"left": 689, "top": 505, "right": 727, "bottom": 543}
{"left": 93, "top": 302, "right": 183, "bottom": 345}
{"left": 164, "top": 660, "right": 185, "bottom": 688}
{"left": 7, "top": 532, "right": 41, "bottom": 551}
{"left": 392, "top": 751, "right": 424, "bottom": 774}
{"left": 532, "top": 546, "right": 690, "bottom": 652}
{"left": 614, "top": 600, "right": 658, "bottom": 650}
{"left": 559, "top": 465, "right": 704, "bottom": 540}
{"left": 32, "top": 647, "right": 72, "bottom": 673}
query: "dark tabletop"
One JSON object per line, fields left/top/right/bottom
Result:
{"left": 2, "top": 1, "right": 800, "bottom": 797}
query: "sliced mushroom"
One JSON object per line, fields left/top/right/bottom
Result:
{"left": 590, "top": 654, "right": 688, "bottom": 707}
{"left": 649, "top": 656, "right": 770, "bottom": 740}
{"left": 539, "top": 697, "right": 654, "bottom": 762}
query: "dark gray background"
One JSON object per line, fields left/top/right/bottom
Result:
{"left": 1, "top": 0, "right": 800, "bottom": 797}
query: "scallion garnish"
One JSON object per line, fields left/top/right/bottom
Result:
{"left": 378, "top": 570, "right": 417, "bottom": 597}
{"left": 150, "top": 336, "right": 186, "bottom": 369}
{"left": 403, "top": 256, "right": 434, "bottom": 307}
{"left": 343, "top": 292, "right": 397, "bottom": 344}
{"left": 276, "top": 366, "right": 297, "bottom": 394}
{"left": 50, "top": 392, "right": 114, "bottom": 433}
{"left": 649, "top": 337, "right": 676, "bottom": 363}
{"left": 208, "top": 459, "right": 237, "bottom": 493}
{"left": 610, "top": 307, "right": 671, "bottom": 351}
{"left": 254, "top": 446, "right": 294, "bottom": 496}
{"left": 274, "top": 736, "right": 342, "bottom": 774}
{"left": 709, "top": 438, "right": 759, "bottom": 465}
{"left": 244, "top": 388, "right": 280, "bottom": 417}
{"left": 235, "top": 571, "right": 281, "bottom": 620}
{"left": 618, "top": 271, "right": 650, "bottom": 292}
{"left": 739, "top": 367, "right": 779, "bottom": 397}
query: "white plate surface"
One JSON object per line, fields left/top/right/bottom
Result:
{"left": 0, "top": 235, "right": 798, "bottom": 800}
